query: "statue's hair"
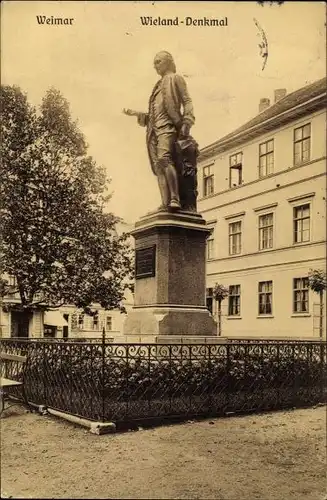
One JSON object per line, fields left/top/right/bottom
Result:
{"left": 156, "top": 51, "right": 177, "bottom": 73}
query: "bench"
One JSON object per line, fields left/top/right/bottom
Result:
{"left": 0, "top": 352, "right": 29, "bottom": 415}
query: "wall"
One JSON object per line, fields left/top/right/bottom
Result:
{"left": 198, "top": 110, "right": 326, "bottom": 204}
{"left": 0, "top": 309, "right": 43, "bottom": 338}
{"left": 0, "top": 290, "right": 134, "bottom": 339}
{"left": 59, "top": 292, "right": 134, "bottom": 339}
{"left": 209, "top": 262, "right": 325, "bottom": 339}
{"left": 198, "top": 109, "right": 326, "bottom": 339}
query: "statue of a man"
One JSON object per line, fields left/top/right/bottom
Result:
{"left": 123, "top": 51, "right": 197, "bottom": 211}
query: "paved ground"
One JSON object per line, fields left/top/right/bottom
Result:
{"left": 1, "top": 405, "right": 326, "bottom": 500}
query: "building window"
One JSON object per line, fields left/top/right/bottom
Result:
{"left": 207, "top": 238, "right": 214, "bottom": 259}
{"left": 71, "top": 314, "right": 78, "bottom": 330}
{"left": 228, "top": 285, "right": 241, "bottom": 316}
{"left": 259, "top": 139, "right": 274, "bottom": 177}
{"left": 106, "top": 316, "right": 112, "bottom": 331}
{"left": 203, "top": 165, "right": 214, "bottom": 196}
{"left": 229, "top": 152, "right": 243, "bottom": 187}
{"left": 258, "top": 281, "right": 273, "bottom": 315}
{"left": 294, "top": 124, "right": 311, "bottom": 165}
{"left": 44, "top": 326, "right": 56, "bottom": 338}
{"left": 78, "top": 314, "right": 84, "bottom": 330}
{"left": 92, "top": 314, "right": 99, "bottom": 331}
{"left": 207, "top": 229, "right": 214, "bottom": 259}
{"left": 293, "top": 204, "right": 310, "bottom": 243}
{"left": 258, "top": 213, "right": 273, "bottom": 250}
{"left": 6, "top": 275, "right": 18, "bottom": 296}
{"left": 8, "top": 275, "right": 17, "bottom": 287}
{"left": 229, "top": 221, "right": 242, "bottom": 255}
{"left": 206, "top": 288, "right": 213, "bottom": 314}
{"left": 293, "top": 278, "right": 309, "bottom": 313}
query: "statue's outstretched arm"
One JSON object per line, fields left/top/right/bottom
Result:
{"left": 137, "top": 113, "right": 149, "bottom": 127}
{"left": 122, "top": 108, "right": 148, "bottom": 127}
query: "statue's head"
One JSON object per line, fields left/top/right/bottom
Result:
{"left": 153, "top": 51, "right": 176, "bottom": 76}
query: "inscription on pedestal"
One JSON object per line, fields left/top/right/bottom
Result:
{"left": 135, "top": 245, "right": 156, "bottom": 279}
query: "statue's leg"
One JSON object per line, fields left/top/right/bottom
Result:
{"left": 149, "top": 134, "right": 169, "bottom": 208}
{"left": 157, "top": 170, "right": 170, "bottom": 207}
{"left": 157, "top": 132, "right": 181, "bottom": 209}
{"left": 165, "top": 164, "right": 180, "bottom": 207}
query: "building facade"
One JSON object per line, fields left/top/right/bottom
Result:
{"left": 198, "top": 78, "right": 326, "bottom": 339}
{"left": 0, "top": 275, "right": 134, "bottom": 340}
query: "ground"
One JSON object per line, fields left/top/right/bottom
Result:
{"left": 1, "top": 406, "right": 326, "bottom": 500}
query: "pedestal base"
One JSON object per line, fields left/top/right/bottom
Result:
{"left": 123, "top": 209, "right": 217, "bottom": 340}
{"left": 123, "top": 305, "right": 217, "bottom": 337}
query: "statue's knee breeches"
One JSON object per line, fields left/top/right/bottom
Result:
{"left": 156, "top": 151, "right": 171, "bottom": 171}
{"left": 155, "top": 132, "right": 176, "bottom": 172}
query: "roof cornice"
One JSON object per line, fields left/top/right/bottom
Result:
{"left": 199, "top": 92, "right": 326, "bottom": 162}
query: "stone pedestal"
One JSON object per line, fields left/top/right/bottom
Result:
{"left": 123, "top": 209, "right": 217, "bottom": 338}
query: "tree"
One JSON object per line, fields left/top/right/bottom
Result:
{"left": 1, "top": 85, "right": 134, "bottom": 315}
{"left": 308, "top": 269, "right": 326, "bottom": 340}
{"left": 212, "top": 283, "right": 229, "bottom": 336}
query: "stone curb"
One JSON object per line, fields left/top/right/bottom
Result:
{"left": 89, "top": 421, "right": 117, "bottom": 435}
{"left": 36, "top": 405, "right": 116, "bottom": 434}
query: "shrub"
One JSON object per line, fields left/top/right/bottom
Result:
{"left": 20, "top": 343, "right": 325, "bottom": 402}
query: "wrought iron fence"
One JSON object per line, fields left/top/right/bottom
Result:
{"left": 1, "top": 339, "right": 326, "bottom": 426}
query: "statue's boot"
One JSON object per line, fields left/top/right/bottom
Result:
{"left": 169, "top": 199, "right": 181, "bottom": 209}
{"left": 166, "top": 164, "right": 181, "bottom": 209}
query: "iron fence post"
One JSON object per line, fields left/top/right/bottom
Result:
{"left": 101, "top": 327, "right": 105, "bottom": 422}
{"left": 148, "top": 342, "right": 151, "bottom": 413}
{"left": 226, "top": 343, "right": 230, "bottom": 413}
{"left": 292, "top": 344, "right": 296, "bottom": 407}
{"left": 126, "top": 344, "right": 130, "bottom": 419}
{"left": 169, "top": 344, "right": 172, "bottom": 412}
{"left": 43, "top": 342, "right": 47, "bottom": 406}
{"left": 320, "top": 341, "right": 325, "bottom": 403}
{"left": 259, "top": 343, "right": 263, "bottom": 410}
{"left": 69, "top": 344, "right": 72, "bottom": 412}
{"left": 90, "top": 342, "right": 94, "bottom": 418}
{"left": 208, "top": 345, "right": 213, "bottom": 415}
{"left": 276, "top": 343, "right": 280, "bottom": 408}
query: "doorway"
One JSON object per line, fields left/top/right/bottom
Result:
{"left": 11, "top": 311, "right": 31, "bottom": 338}
{"left": 63, "top": 314, "right": 69, "bottom": 339}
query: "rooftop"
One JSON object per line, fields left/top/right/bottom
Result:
{"left": 199, "top": 77, "right": 327, "bottom": 160}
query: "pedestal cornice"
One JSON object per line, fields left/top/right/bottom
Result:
{"left": 132, "top": 210, "right": 210, "bottom": 237}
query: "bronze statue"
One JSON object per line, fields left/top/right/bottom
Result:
{"left": 123, "top": 51, "right": 198, "bottom": 212}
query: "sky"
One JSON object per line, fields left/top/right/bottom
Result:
{"left": 2, "top": 1, "right": 326, "bottom": 224}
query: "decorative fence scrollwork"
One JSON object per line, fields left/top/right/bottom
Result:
{"left": 1, "top": 339, "right": 326, "bottom": 425}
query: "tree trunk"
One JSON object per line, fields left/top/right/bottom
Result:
{"left": 218, "top": 300, "right": 222, "bottom": 336}
{"left": 18, "top": 283, "right": 27, "bottom": 308}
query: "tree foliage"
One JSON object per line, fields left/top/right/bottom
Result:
{"left": 212, "top": 283, "right": 229, "bottom": 336}
{"left": 212, "top": 283, "right": 229, "bottom": 303}
{"left": 308, "top": 269, "right": 327, "bottom": 294}
{"left": 1, "top": 85, "right": 133, "bottom": 312}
